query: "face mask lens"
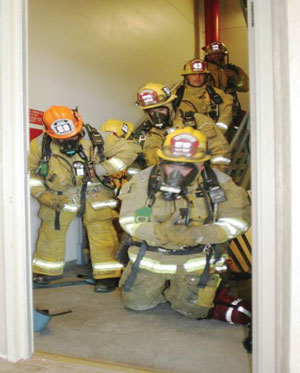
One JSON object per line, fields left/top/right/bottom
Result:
{"left": 163, "top": 164, "right": 193, "bottom": 177}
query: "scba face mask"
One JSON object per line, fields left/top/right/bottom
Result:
{"left": 159, "top": 161, "right": 199, "bottom": 200}
{"left": 147, "top": 106, "right": 171, "bottom": 129}
{"left": 56, "top": 137, "right": 81, "bottom": 157}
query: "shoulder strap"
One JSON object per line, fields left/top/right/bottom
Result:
{"left": 174, "top": 84, "right": 185, "bottom": 110}
{"left": 147, "top": 165, "right": 160, "bottom": 206}
{"left": 206, "top": 85, "right": 223, "bottom": 105}
{"left": 84, "top": 123, "right": 105, "bottom": 162}
{"left": 42, "top": 133, "right": 52, "bottom": 160}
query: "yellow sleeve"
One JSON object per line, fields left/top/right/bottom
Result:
{"left": 28, "top": 136, "right": 47, "bottom": 198}
{"left": 143, "top": 128, "right": 165, "bottom": 166}
{"left": 101, "top": 134, "right": 140, "bottom": 175}
{"left": 217, "top": 90, "right": 233, "bottom": 132}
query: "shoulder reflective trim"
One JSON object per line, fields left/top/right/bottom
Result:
{"left": 63, "top": 204, "right": 79, "bottom": 212}
{"left": 91, "top": 199, "right": 118, "bottom": 209}
{"left": 210, "top": 156, "right": 231, "bottom": 165}
{"left": 129, "top": 253, "right": 177, "bottom": 274}
{"left": 33, "top": 258, "right": 64, "bottom": 270}
{"left": 215, "top": 217, "right": 249, "bottom": 239}
{"left": 127, "top": 167, "right": 141, "bottom": 176}
{"left": 87, "top": 181, "right": 102, "bottom": 188}
{"left": 106, "top": 157, "right": 127, "bottom": 171}
{"left": 216, "top": 122, "right": 229, "bottom": 131}
{"left": 29, "top": 178, "right": 44, "bottom": 187}
{"left": 92, "top": 262, "right": 124, "bottom": 271}
{"left": 119, "top": 216, "right": 141, "bottom": 236}
{"left": 225, "top": 298, "right": 243, "bottom": 324}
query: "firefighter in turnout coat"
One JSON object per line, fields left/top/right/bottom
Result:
{"left": 29, "top": 106, "right": 140, "bottom": 293}
{"left": 118, "top": 128, "right": 250, "bottom": 318}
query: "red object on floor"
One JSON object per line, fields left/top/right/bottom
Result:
{"left": 210, "top": 288, "right": 251, "bottom": 324}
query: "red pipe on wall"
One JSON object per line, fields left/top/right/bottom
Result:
{"left": 204, "top": 0, "right": 220, "bottom": 45}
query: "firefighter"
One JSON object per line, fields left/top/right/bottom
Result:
{"left": 136, "top": 82, "right": 231, "bottom": 172}
{"left": 203, "top": 41, "right": 249, "bottom": 138}
{"left": 29, "top": 106, "right": 140, "bottom": 293}
{"left": 118, "top": 127, "right": 251, "bottom": 319}
{"left": 203, "top": 41, "right": 249, "bottom": 96}
{"left": 175, "top": 58, "right": 233, "bottom": 134}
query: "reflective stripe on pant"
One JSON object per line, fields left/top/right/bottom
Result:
{"left": 33, "top": 202, "right": 121, "bottom": 278}
{"left": 119, "top": 263, "right": 220, "bottom": 319}
{"left": 84, "top": 202, "right": 121, "bottom": 279}
{"left": 33, "top": 205, "right": 75, "bottom": 276}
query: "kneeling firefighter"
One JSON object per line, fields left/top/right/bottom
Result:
{"left": 29, "top": 106, "right": 140, "bottom": 293}
{"left": 118, "top": 128, "right": 250, "bottom": 318}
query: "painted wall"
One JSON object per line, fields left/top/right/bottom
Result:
{"left": 220, "top": 0, "right": 249, "bottom": 111}
{"left": 28, "top": 0, "right": 195, "bottom": 260}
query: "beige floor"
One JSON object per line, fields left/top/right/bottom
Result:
{"left": 0, "top": 352, "right": 164, "bottom": 373}
{"left": 30, "top": 266, "right": 252, "bottom": 373}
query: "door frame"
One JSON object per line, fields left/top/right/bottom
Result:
{"left": 0, "top": 0, "right": 297, "bottom": 371}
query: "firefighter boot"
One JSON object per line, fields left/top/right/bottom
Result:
{"left": 94, "top": 278, "right": 119, "bottom": 293}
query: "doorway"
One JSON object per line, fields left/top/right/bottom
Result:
{"left": 0, "top": 0, "right": 296, "bottom": 372}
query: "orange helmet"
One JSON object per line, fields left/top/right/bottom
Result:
{"left": 181, "top": 58, "right": 209, "bottom": 75}
{"left": 43, "top": 106, "right": 83, "bottom": 139}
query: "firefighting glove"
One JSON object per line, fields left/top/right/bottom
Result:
{"left": 154, "top": 211, "right": 229, "bottom": 246}
{"left": 38, "top": 192, "right": 69, "bottom": 212}
{"left": 154, "top": 212, "right": 198, "bottom": 246}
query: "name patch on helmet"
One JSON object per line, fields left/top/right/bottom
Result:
{"left": 122, "top": 123, "right": 129, "bottom": 134}
{"left": 138, "top": 89, "right": 159, "bottom": 107}
{"left": 170, "top": 134, "right": 199, "bottom": 158}
{"left": 51, "top": 119, "right": 75, "bottom": 136}
{"left": 190, "top": 60, "right": 205, "bottom": 72}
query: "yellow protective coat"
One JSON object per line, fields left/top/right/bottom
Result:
{"left": 178, "top": 84, "right": 233, "bottom": 134}
{"left": 118, "top": 166, "right": 251, "bottom": 318}
{"left": 29, "top": 131, "right": 140, "bottom": 279}
{"left": 206, "top": 62, "right": 249, "bottom": 93}
{"left": 142, "top": 114, "right": 231, "bottom": 172}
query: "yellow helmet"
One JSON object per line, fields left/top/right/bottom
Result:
{"left": 181, "top": 58, "right": 209, "bottom": 76}
{"left": 203, "top": 41, "right": 228, "bottom": 56}
{"left": 157, "top": 127, "right": 211, "bottom": 163}
{"left": 101, "top": 119, "right": 134, "bottom": 139}
{"left": 136, "top": 83, "right": 177, "bottom": 109}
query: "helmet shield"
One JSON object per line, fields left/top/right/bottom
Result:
{"left": 159, "top": 161, "right": 199, "bottom": 199}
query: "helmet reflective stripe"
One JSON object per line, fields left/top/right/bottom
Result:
{"left": 129, "top": 253, "right": 177, "bottom": 274}
{"left": 91, "top": 199, "right": 118, "bottom": 209}
{"left": 106, "top": 157, "right": 127, "bottom": 171}
{"left": 215, "top": 218, "right": 249, "bottom": 239}
{"left": 225, "top": 298, "right": 243, "bottom": 324}
{"left": 210, "top": 156, "right": 231, "bottom": 165}
{"left": 119, "top": 216, "right": 141, "bottom": 236}
{"left": 51, "top": 119, "right": 75, "bottom": 136}
{"left": 92, "top": 262, "right": 123, "bottom": 271}
{"left": 29, "top": 178, "right": 44, "bottom": 188}
{"left": 216, "top": 122, "right": 229, "bottom": 131}
{"left": 33, "top": 258, "right": 64, "bottom": 270}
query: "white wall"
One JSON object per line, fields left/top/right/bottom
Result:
{"left": 28, "top": 0, "right": 195, "bottom": 261}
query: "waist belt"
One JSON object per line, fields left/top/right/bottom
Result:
{"left": 130, "top": 240, "right": 206, "bottom": 256}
